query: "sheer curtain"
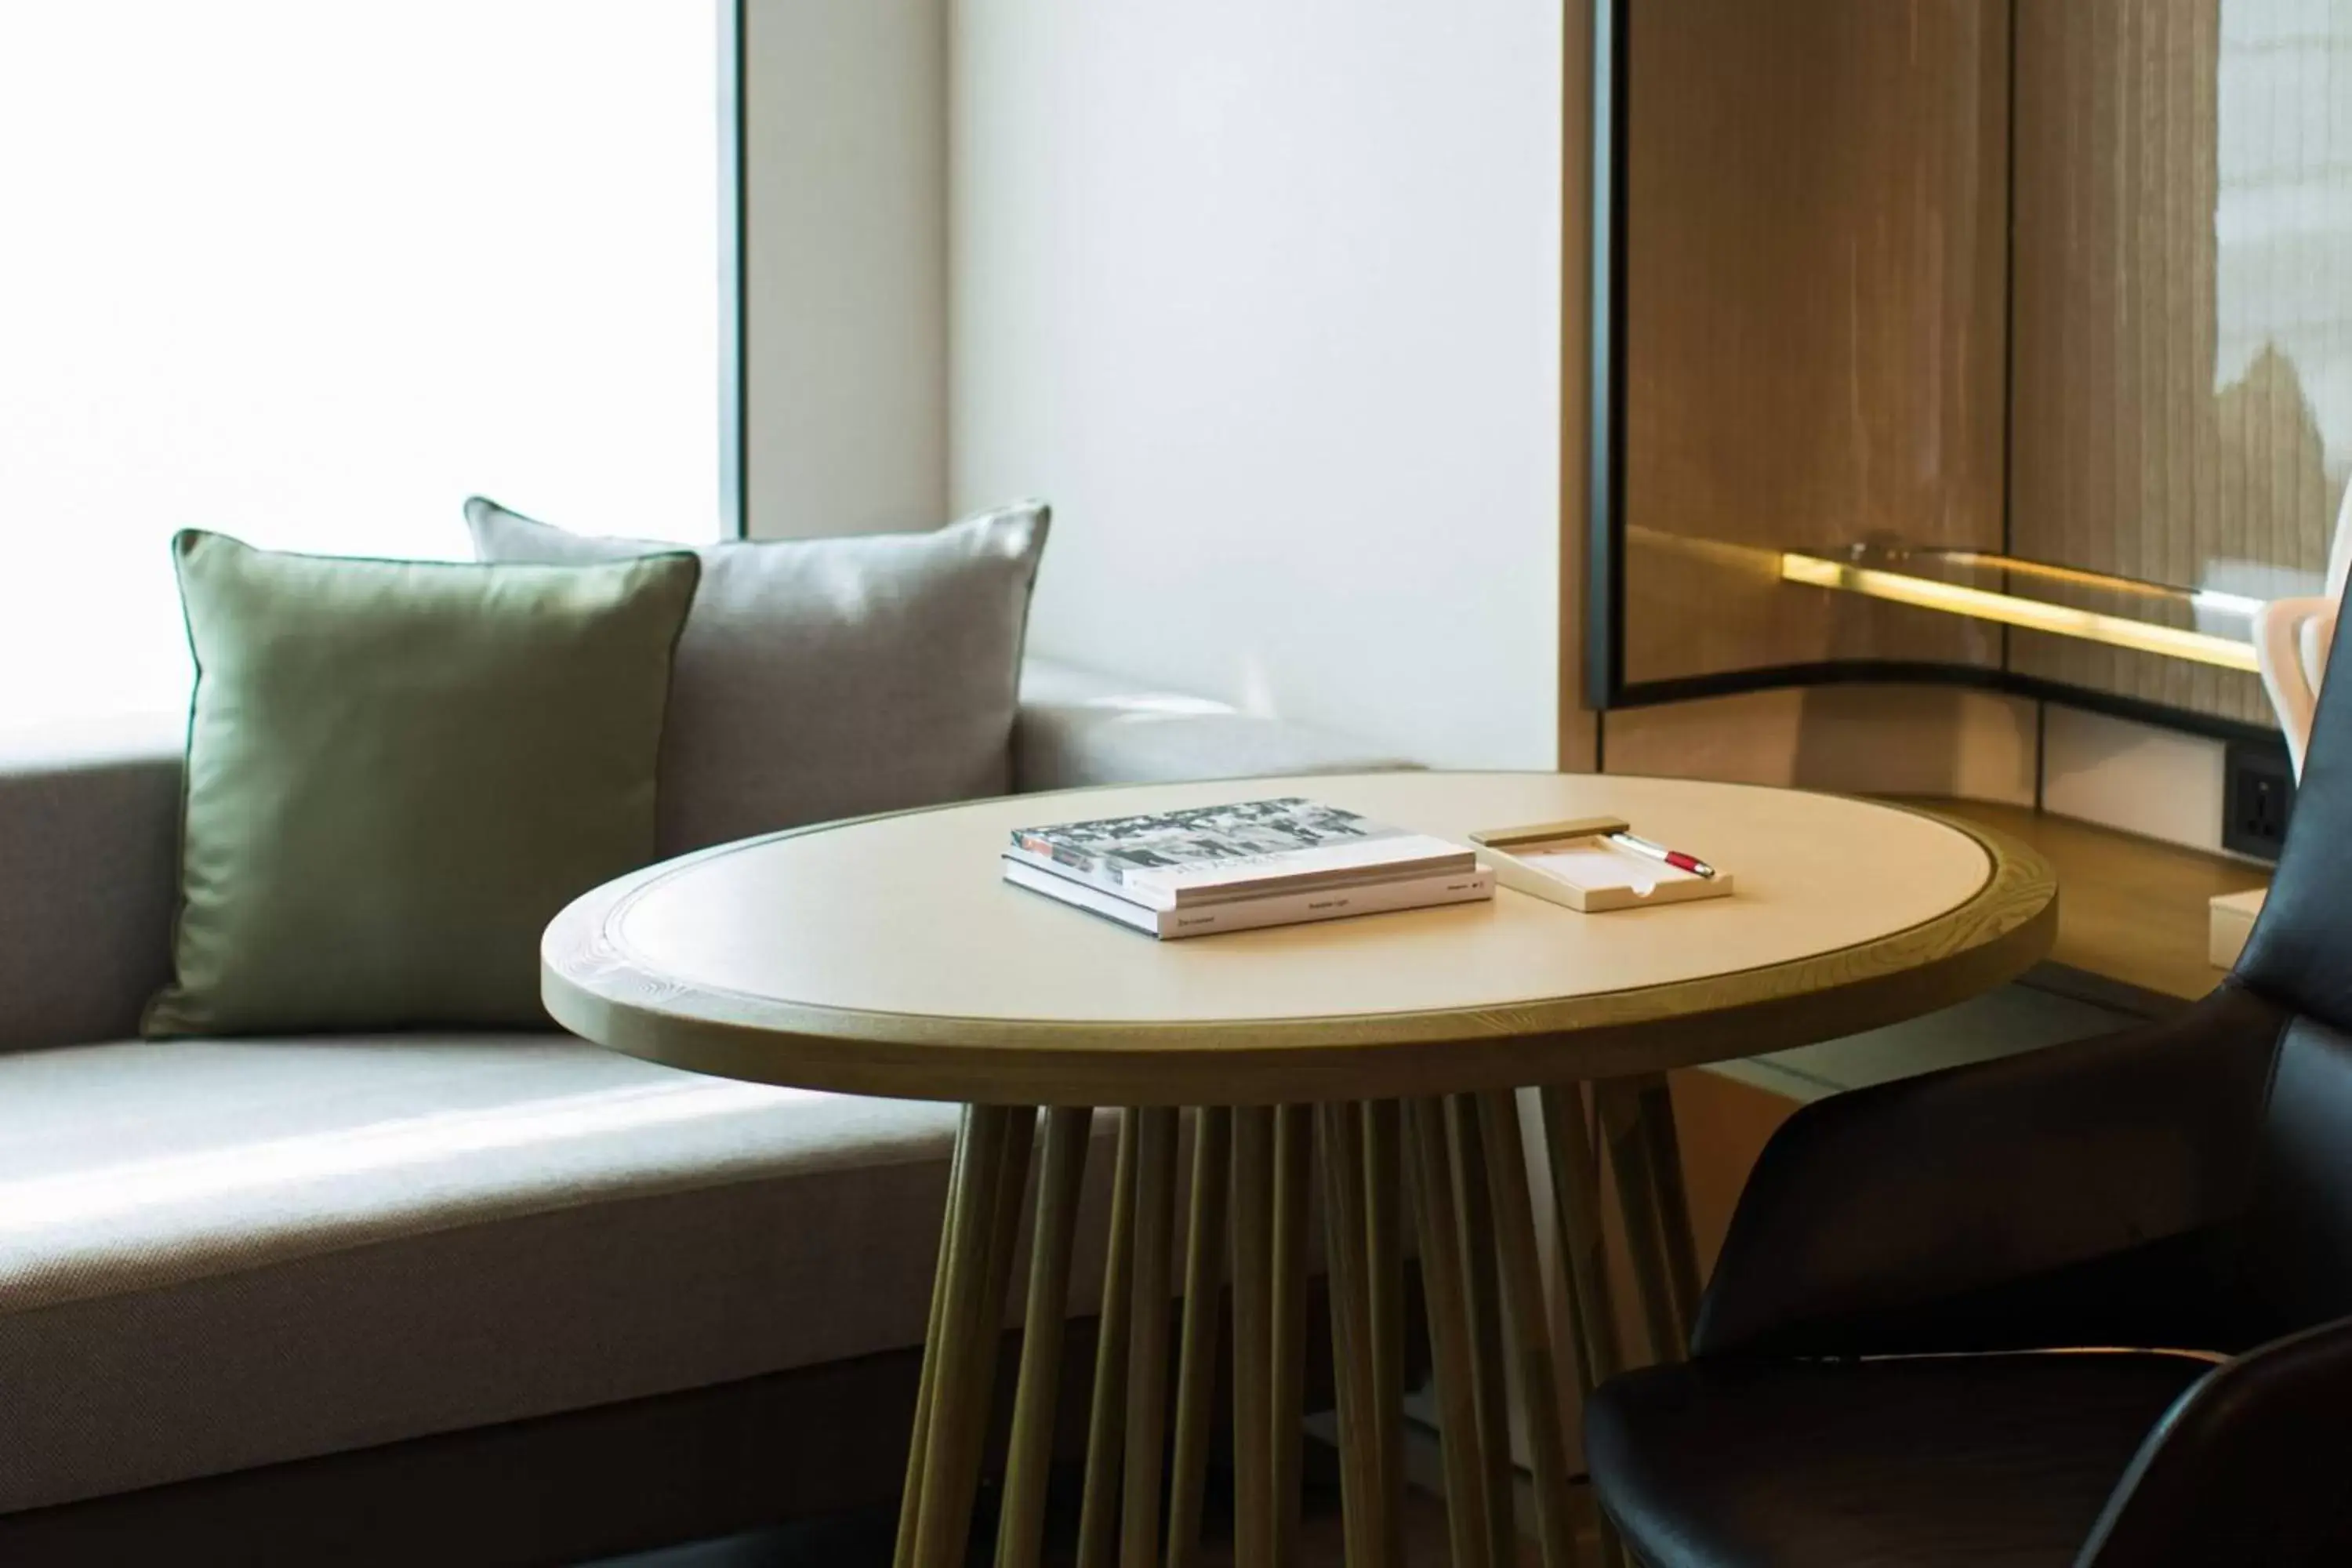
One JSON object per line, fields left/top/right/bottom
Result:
{"left": 0, "top": 2, "right": 723, "bottom": 735}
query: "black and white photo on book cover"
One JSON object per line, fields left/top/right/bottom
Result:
{"left": 1011, "top": 797, "right": 1415, "bottom": 878}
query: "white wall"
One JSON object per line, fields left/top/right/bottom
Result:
{"left": 950, "top": 2, "right": 1566, "bottom": 768}
{"left": 743, "top": 0, "right": 948, "bottom": 539}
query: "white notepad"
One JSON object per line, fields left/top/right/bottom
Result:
{"left": 1514, "top": 843, "right": 1701, "bottom": 897}
{"left": 1468, "top": 817, "right": 1734, "bottom": 913}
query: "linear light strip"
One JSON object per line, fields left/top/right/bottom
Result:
{"left": 1934, "top": 551, "right": 2263, "bottom": 617}
{"left": 1780, "top": 552, "right": 2261, "bottom": 672}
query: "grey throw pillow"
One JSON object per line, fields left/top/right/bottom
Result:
{"left": 466, "top": 497, "right": 1050, "bottom": 855}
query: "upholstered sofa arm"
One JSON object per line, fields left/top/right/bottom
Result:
{"left": 0, "top": 717, "right": 184, "bottom": 1051}
{"left": 1693, "top": 985, "right": 2292, "bottom": 1359}
{"left": 1013, "top": 657, "right": 1417, "bottom": 793}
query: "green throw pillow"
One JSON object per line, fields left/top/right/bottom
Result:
{"left": 143, "top": 530, "right": 700, "bottom": 1037}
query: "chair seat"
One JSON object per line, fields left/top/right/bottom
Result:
{"left": 1585, "top": 1350, "right": 2214, "bottom": 1568}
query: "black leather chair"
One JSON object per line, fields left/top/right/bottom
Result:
{"left": 1586, "top": 642, "right": 2352, "bottom": 1566}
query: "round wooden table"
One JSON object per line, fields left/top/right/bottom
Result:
{"left": 544, "top": 772, "right": 2054, "bottom": 1568}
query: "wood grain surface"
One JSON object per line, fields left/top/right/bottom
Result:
{"left": 1618, "top": 0, "right": 2350, "bottom": 731}
{"left": 2008, "top": 0, "right": 2352, "bottom": 724}
{"left": 1621, "top": 0, "right": 2009, "bottom": 688}
{"left": 544, "top": 773, "right": 2055, "bottom": 1105}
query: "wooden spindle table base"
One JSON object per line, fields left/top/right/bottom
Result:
{"left": 891, "top": 1078, "right": 1703, "bottom": 1568}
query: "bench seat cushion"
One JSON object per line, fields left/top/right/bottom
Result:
{"left": 0, "top": 1035, "right": 1122, "bottom": 1515}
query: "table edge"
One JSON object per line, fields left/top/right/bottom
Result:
{"left": 542, "top": 786, "right": 2059, "bottom": 1105}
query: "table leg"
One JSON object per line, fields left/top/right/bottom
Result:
{"left": 1596, "top": 1080, "right": 1685, "bottom": 1364}
{"left": 1448, "top": 1095, "right": 1518, "bottom": 1564}
{"left": 1362, "top": 1101, "right": 1408, "bottom": 1568}
{"left": 1167, "top": 1107, "right": 1233, "bottom": 1568}
{"left": 1270, "top": 1105, "right": 1315, "bottom": 1568}
{"left": 1076, "top": 1109, "right": 1141, "bottom": 1568}
{"left": 1231, "top": 1107, "right": 1278, "bottom": 1568}
{"left": 1407, "top": 1098, "right": 1497, "bottom": 1568}
{"left": 1635, "top": 1074, "right": 1704, "bottom": 1342}
{"left": 909, "top": 1105, "right": 1026, "bottom": 1568}
{"left": 985, "top": 1108, "right": 1042, "bottom": 1352}
{"left": 1474, "top": 1090, "right": 1585, "bottom": 1568}
{"left": 996, "top": 1107, "right": 1094, "bottom": 1568}
{"left": 895, "top": 1106, "right": 972, "bottom": 1568}
{"left": 1122, "top": 1107, "right": 1181, "bottom": 1568}
{"left": 1316, "top": 1102, "right": 1382, "bottom": 1566}
{"left": 1540, "top": 1086, "right": 1631, "bottom": 1568}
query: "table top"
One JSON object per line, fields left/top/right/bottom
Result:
{"left": 544, "top": 771, "right": 2056, "bottom": 1105}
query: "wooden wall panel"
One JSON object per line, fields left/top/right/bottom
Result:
{"left": 2008, "top": 0, "right": 2352, "bottom": 725}
{"left": 1601, "top": 683, "right": 2038, "bottom": 804}
{"left": 1621, "top": 0, "right": 2009, "bottom": 687}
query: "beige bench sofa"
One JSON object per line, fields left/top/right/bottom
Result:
{"left": 0, "top": 657, "right": 1405, "bottom": 1566}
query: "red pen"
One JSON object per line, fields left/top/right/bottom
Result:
{"left": 1607, "top": 830, "right": 1716, "bottom": 880}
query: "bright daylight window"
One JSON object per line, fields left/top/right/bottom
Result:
{"left": 0, "top": 2, "right": 724, "bottom": 735}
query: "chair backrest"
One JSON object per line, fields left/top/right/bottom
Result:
{"left": 2239, "top": 575, "right": 2352, "bottom": 1029}
{"left": 2230, "top": 600, "right": 2352, "bottom": 1331}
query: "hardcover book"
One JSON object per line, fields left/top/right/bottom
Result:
{"left": 1007, "top": 796, "right": 1475, "bottom": 910}
{"left": 1002, "top": 855, "right": 1495, "bottom": 938}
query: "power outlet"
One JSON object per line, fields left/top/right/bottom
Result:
{"left": 2223, "top": 738, "right": 2295, "bottom": 862}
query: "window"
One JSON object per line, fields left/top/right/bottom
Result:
{"left": 0, "top": 2, "right": 725, "bottom": 734}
